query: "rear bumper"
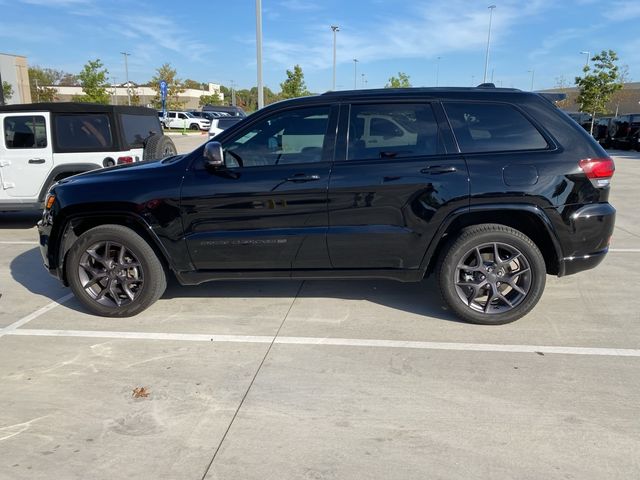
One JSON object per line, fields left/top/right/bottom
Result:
{"left": 561, "top": 248, "right": 608, "bottom": 276}
{"left": 557, "top": 202, "right": 615, "bottom": 276}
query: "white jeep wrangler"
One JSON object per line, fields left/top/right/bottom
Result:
{"left": 0, "top": 103, "right": 177, "bottom": 211}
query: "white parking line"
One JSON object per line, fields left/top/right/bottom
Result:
{"left": 6, "top": 328, "right": 640, "bottom": 358}
{"left": 0, "top": 293, "right": 74, "bottom": 337}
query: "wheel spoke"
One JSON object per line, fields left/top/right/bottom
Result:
{"left": 84, "top": 274, "right": 107, "bottom": 289}
{"left": 474, "top": 247, "right": 483, "bottom": 268}
{"left": 493, "top": 243, "right": 502, "bottom": 264}
{"left": 95, "top": 279, "right": 112, "bottom": 301}
{"left": 497, "top": 293, "right": 514, "bottom": 308}
{"left": 118, "top": 245, "right": 126, "bottom": 265}
{"left": 109, "top": 281, "right": 122, "bottom": 307}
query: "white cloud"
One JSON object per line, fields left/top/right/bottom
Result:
{"left": 604, "top": 1, "right": 640, "bottom": 20}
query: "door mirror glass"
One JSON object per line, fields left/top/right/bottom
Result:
{"left": 204, "top": 141, "right": 224, "bottom": 168}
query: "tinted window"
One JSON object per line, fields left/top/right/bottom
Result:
{"left": 120, "top": 114, "right": 161, "bottom": 148}
{"left": 444, "top": 103, "right": 548, "bottom": 153}
{"left": 4, "top": 115, "right": 47, "bottom": 149}
{"left": 225, "top": 106, "right": 330, "bottom": 168}
{"left": 55, "top": 114, "right": 113, "bottom": 150}
{"left": 218, "top": 118, "right": 243, "bottom": 129}
{"left": 347, "top": 103, "right": 441, "bottom": 161}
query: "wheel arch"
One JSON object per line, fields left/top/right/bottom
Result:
{"left": 56, "top": 212, "right": 175, "bottom": 285}
{"left": 422, "top": 204, "right": 564, "bottom": 278}
{"left": 38, "top": 164, "right": 101, "bottom": 202}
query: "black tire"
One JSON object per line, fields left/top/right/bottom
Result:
{"left": 189, "top": 123, "right": 200, "bottom": 131}
{"left": 143, "top": 134, "right": 177, "bottom": 161}
{"left": 437, "top": 224, "right": 546, "bottom": 325}
{"left": 66, "top": 225, "right": 166, "bottom": 317}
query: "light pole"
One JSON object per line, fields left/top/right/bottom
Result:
{"left": 580, "top": 51, "right": 590, "bottom": 69}
{"left": 120, "top": 52, "right": 131, "bottom": 106}
{"left": 331, "top": 25, "right": 339, "bottom": 91}
{"left": 111, "top": 76, "right": 118, "bottom": 105}
{"left": 483, "top": 5, "right": 496, "bottom": 84}
{"left": 436, "top": 56, "right": 441, "bottom": 87}
{"left": 361, "top": 73, "right": 366, "bottom": 88}
{"left": 230, "top": 80, "right": 236, "bottom": 106}
{"left": 256, "top": 0, "right": 264, "bottom": 109}
{"left": 528, "top": 69, "right": 535, "bottom": 91}
{"left": 353, "top": 58, "right": 358, "bottom": 89}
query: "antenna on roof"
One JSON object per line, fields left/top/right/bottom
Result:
{"left": 477, "top": 83, "right": 496, "bottom": 88}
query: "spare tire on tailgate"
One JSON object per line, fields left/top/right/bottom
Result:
{"left": 143, "top": 134, "right": 177, "bottom": 160}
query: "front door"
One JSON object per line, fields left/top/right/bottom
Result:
{"left": 181, "top": 104, "right": 338, "bottom": 271}
{"left": 327, "top": 101, "right": 469, "bottom": 270}
{"left": 0, "top": 112, "right": 53, "bottom": 197}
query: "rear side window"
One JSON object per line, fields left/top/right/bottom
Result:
{"left": 444, "top": 102, "right": 548, "bottom": 153}
{"left": 120, "top": 114, "right": 161, "bottom": 148}
{"left": 55, "top": 114, "right": 113, "bottom": 150}
{"left": 4, "top": 115, "right": 47, "bottom": 149}
{"left": 347, "top": 103, "right": 442, "bottom": 161}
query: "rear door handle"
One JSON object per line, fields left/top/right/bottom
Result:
{"left": 285, "top": 174, "right": 320, "bottom": 183}
{"left": 29, "top": 158, "right": 46, "bottom": 164}
{"left": 420, "top": 165, "right": 457, "bottom": 174}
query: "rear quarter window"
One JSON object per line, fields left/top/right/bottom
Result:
{"left": 120, "top": 114, "right": 162, "bottom": 148}
{"left": 444, "top": 102, "right": 549, "bottom": 153}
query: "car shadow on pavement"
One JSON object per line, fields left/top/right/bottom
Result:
{"left": 10, "top": 247, "right": 460, "bottom": 323}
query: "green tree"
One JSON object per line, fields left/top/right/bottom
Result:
{"left": 73, "top": 59, "right": 110, "bottom": 104}
{"left": 199, "top": 94, "right": 223, "bottom": 107}
{"left": 28, "top": 66, "right": 62, "bottom": 102}
{"left": 150, "top": 63, "right": 185, "bottom": 110}
{"left": 575, "top": 50, "right": 622, "bottom": 134}
{"left": 280, "top": 65, "right": 310, "bottom": 99}
{"left": 2, "top": 81, "right": 13, "bottom": 101}
{"left": 183, "top": 79, "right": 206, "bottom": 90}
{"left": 385, "top": 72, "right": 411, "bottom": 88}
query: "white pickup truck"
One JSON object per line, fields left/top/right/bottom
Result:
{"left": 0, "top": 103, "right": 177, "bottom": 211}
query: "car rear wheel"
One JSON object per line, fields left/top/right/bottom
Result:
{"left": 437, "top": 224, "right": 546, "bottom": 325}
{"left": 66, "top": 225, "right": 166, "bottom": 317}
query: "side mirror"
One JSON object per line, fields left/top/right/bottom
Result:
{"left": 204, "top": 141, "right": 224, "bottom": 168}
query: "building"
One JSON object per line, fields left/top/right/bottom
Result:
{"left": 49, "top": 82, "right": 224, "bottom": 110}
{"left": 0, "top": 52, "right": 32, "bottom": 104}
{"left": 540, "top": 82, "right": 640, "bottom": 115}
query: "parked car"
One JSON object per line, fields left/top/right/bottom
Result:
{"left": 188, "top": 111, "right": 219, "bottom": 121}
{"left": 208, "top": 116, "right": 245, "bottom": 138}
{"left": 38, "top": 86, "right": 615, "bottom": 325}
{"left": 593, "top": 116, "right": 613, "bottom": 146}
{"left": 159, "top": 111, "right": 210, "bottom": 131}
{"left": 607, "top": 114, "right": 640, "bottom": 151}
{"left": 566, "top": 112, "right": 593, "bottom": 131}
{"left": 202, "top": 104, "right": 246, "bottom": 118}
{"left": 0, "top": 103, "right": 176, "bottom": 211}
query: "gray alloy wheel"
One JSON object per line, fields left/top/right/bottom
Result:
{"left": 454, "top": 242, "right": 532, "bottom": 315}
{"left": 78, "top": 241, "right": 144, "bottom": 308}
{"left": 438, "top": 224, "right": 546, "bottom": 325}
{"left": 66, "top": 225, "right": 166, "bottom": 317}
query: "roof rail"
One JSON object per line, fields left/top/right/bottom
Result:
{"left": 538, "top": 92, "right": 567, "bottom": 103}
{"left": 476, "top": 83, "right": 496, "bottom": 88}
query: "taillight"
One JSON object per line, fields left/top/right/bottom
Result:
{"left": 117, "top": 156, "right": 134, "bottom": 164}
{"left": 579, "top": 157, "right": 615, "bottom": 188}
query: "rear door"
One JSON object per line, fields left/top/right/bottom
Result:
{"left": 0, "top": 112, "right": 53, "bottom": 198}
{"left": 327, "top": 101, "right": 469, "bottom": 270}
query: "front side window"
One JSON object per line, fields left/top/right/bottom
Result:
{"left": 444, "top": 102, "right": 548, "bottom": 153}
{"left": 55, "top": 114, "right": 113, "bottom": 150}
{"left": 4, "top": 115, "right": 47, "bottom": 149}
{"left": 347, "top": 103, "right": 441, "bottom": 161}
{"left": 224, "top": 106, "right": 330, "bottom": 168}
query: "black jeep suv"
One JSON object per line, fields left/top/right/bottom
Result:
{"left": 37, "top": 87, "right": 616, "bottom": 324}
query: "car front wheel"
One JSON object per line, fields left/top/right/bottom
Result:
{"left": 437, "top": 224, "right": 546, "bottom": 325}
{"left": 66, "top": 225, "right": 166, "bottom": 317}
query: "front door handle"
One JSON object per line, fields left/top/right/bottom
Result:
{"left": 285, "top": 174, "right": 320, "bottom": 183}
{"left": 29, "top": 158, "right": 46, "bottom": 164}
{"left": 420, "top": 165, "right": 457, "bottom": 174}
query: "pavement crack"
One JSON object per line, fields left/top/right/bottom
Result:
{"left": 199, "top": 280, "right": 305, "bottom": 480}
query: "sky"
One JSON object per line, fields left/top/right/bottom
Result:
{"left": 1, "top": 0, "right": 639, "bottom": 94}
